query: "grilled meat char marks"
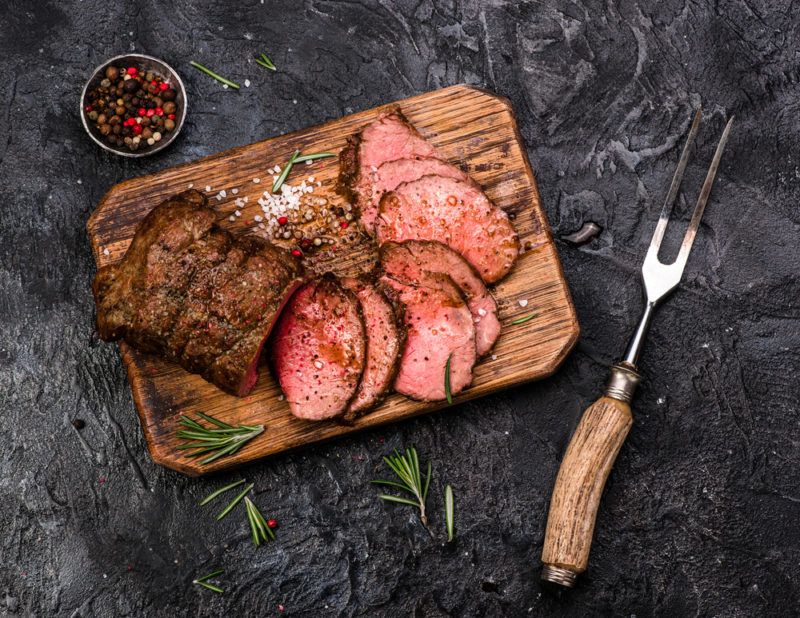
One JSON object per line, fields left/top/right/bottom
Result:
{"left": 92, "top": 190, "right": 303, "bottom": 397}
{"left": 380, "top": 240, "right": 500, "bottom": 356}
{"left": 271, "top": 276, "right": 367, "bottom": 421}
{"left": 340, "top": 276, "right": 404, "bottom": 421}
{"left": 338, "top": 110, "right": 438, "bottom": 235}
{"left": 376, "top": 175, "right": 520, "bottom": 284}
{"left": 380, "top": 272, "right": 476, "bottom": 402}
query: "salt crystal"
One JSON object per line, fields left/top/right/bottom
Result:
{"left": 219, "top": 189, "right": 227, "bottom": 198}
{"left": 187, "top": 183, "right": 194, "bottom": 189}
{"left": 253, "top": 178, "right": 261, "bottom": 184}
{"left": 229, "top": 215, "right": 235, "bottom": 222}
{"left": 205, "top": 185, "right": 212, "bottom": 192}
{"left": 234, "top": 210, "right": 241, "bottom": 217}
{"left": 518, "top": 299, "right": 528, "bottom": 307}
{"left": 244, "top": 79, "right": 251, "bottom": 88}
{"left": 491, "top": 354, "right": 498, "bottom": 361}
{"left": 254, "top": 215, "right": 263, "bottom": 222}
{"left": 314, "top": 360, "right": 323, "bottom": 369}
{"left": 231, "top": 188, "right": 239, "bottom": 195}
{"left": 223, "top": 84, "right": 229, "bottom": 90}
{"left": 102, "top": 248, "right": 110, "bottom": 256}
{"left": 477, "top": 308, "right": 487, "bottom": 317}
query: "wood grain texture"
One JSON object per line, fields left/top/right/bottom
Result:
{"left": 541, "top": 396, "right": 633, "bottom": 573}
{"left": 86, "top": 84, "right": 579, "bottom": 476}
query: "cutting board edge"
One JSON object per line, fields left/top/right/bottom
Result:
{"left": 134, "top": 315, "right": 580, "bottom": 477}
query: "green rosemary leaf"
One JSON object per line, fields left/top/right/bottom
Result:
{"left": 294, "top": 152, "right": 336, "bottom": 162}
{"left": 511, "top": 313, "right": 538, "bottom": 325}
{"left": 444, "top": 484, "right": 455, "bottom": 542}
{"left": 444, "top": 353, "right": 453, "bottom": 404}
{"left": 257, "top": 53, "right": 277, "bottom": 70}
{"left": 190, "top": 61, "right": 240, "bottom": 89}
{"left": 378, "top": 494, "right": 420, "bottom": 507}
{"left": 215, "top": 483, "right": 254, "bottom": 520}
{"left": 370, "top": 479, "right": 417, "bottom": 493}
{"left": 193, "top": 569, "right": 224, "bottom": 593}
{"left": 423, "top": 461, "right": 432, "bottom": 501}
{"left": 272, "top": 150, "right": 300, "bottom": 193}
{"left": 195, "top": 569, "right": 224, "bottom": 582}
{"left": 199, "top": 479, "right": 246, "bottom": 506}
{"left": 195, "top": 580, "right": 224, "bottom": 594}
{"left": 196, "top": 412, "right": 233, "bottom": 429}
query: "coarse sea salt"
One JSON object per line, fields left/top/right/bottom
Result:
{"left": 518, "top": 299, "right": 528, "bottom": 307}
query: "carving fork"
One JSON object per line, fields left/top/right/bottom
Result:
{"left": 541, "top": 110, "right": 734, "bottom": 587}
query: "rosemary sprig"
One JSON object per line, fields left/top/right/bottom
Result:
{"left": 255, "top": 52, "right": 277, "bottom": 71}
{"left": 193, "top": 569, "right": 224, "bottom": 594}
{"left": 444, "top": 353, "right": 453, "bottom": 404}
{"left": 199, "top": 479, "right": 246, "bottom": 506}
{"left": 271, "top": 151, "right": 337, "bottom": 193}
{"left": 444, "top": 485, "right": 455, "bottom": 542}
{"left": 216, "top": 483, "right": 254, "bottom": 521}
{"left": 372, "top": 447, "right": 432, "bottom": 525}
{"left": 272, "top": 150, "right": 300, "bottom": 193}
{"left": 511, "top": 313, "right": 538, "bottom": 325}
{"left": 176, "top": 413, "right": 264, "bottom": 465}
{"left": 244, "top": 497, "right": 276, "bottom": 546}
{"left": 190, "top": 61, "right": 240, "bottom": 89}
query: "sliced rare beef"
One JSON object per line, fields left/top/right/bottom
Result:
{"left": 380, "top": 272, "right": 476, "bottom": 401}
{"left": 92, "top": 190, "right": 304, "bottom": 396}
{"left": 271, "top": 276, "right": 366, "bottom": 420}
{"left": 359, "top": 157, "right": 470, "bottom": 235}
{"left": 376, "top": 175, "right": 520, "bottom": 283}
{"left": 380, "top": 240, "right": 501, "bottom": 356}
{"left": 338, "top": 110, "right": 438, "bottom": 234}
{"left": 340, "top": 276, "right": 405, "bottom": 420}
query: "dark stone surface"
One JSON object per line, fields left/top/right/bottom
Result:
{"left": 1, "top": 0, "right": 798, "bottom": 616}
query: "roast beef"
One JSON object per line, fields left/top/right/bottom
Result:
{"left": 376, "top": 175, "right": 520, "bottom": 283}
{"left": 338, "top": 110, "right": 437, "bottom": 234}
{"left": 380, "top": 240, "right": 500, "bottom": 356}
{"left": 357, "top": 157, "right": 471, "bottom": 235}
{"left": 340, "top": 276, "right": 404, "bottom": 420}
{"left": 380, "top": 272, "right": 476, "bottom": 401}
{"left": 92, "top": 190, "right": 304, "bottom": 396}
{"left": 271, "top": 276, "right": 366, "bottom": 420}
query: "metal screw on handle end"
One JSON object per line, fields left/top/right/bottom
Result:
{"left": 605, "top": 363, "right": 641, "bottom": 403}
{"left": 541, "top": 564, "right": 578, "bottom": 588}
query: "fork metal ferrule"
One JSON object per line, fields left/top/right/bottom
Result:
{"left": 604, "top": 363, "right": 641, "bottom": 403}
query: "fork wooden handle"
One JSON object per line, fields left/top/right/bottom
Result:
{"left": 540, "top": 396, "right": 633, "bottom": 587}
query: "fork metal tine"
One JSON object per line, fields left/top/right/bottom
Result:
{"left": 645, "top": 108, "right": 703, "bottom": 261}
{"left": 675, "top": 116, "right": 735, "bottom": 269}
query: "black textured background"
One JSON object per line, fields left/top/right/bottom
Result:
{"left": 1, "top": 1, "right": 799, "bottom": 616}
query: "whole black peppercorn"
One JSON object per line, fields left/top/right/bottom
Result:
{"left": 105, "top": 66, "right": 118, "bottom": 81}
{"left": 161, "top": 88, "right": 176, "bottom": 102}
{"left": 124, "top": 79, "right": 139, "bottom": 94}
{"left": 71, "top": 418, "right": 86, "bottom": 430}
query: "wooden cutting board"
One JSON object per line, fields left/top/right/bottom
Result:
{"left": 87, "top": 84, "right": 579, "bottom": 476}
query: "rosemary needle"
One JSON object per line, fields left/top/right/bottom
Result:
{"left": 511, "top": 313, "right": 538, "bottom": 325}
{"left": 193, "top": 569, "right": 224, "bottom": 594}
{"left": 255, "top": 52, "right": 277, "bottom": 71}
{"left": 199, "top": 479, "right": 246, "bottom": 506}
{"left": 190, "top": 61, "right": 240, "bottom": 89}
{"left": 444, "top": 485, "right": 455, "bottom": 542}
{"left": 244, "top": 497, "right": 276, "bottom": 546}
{"left": 444, "top": 353, "right": 453, "bottom": 404}
{"left": 272, "top": 150, "right": 300, "bottom": 193}
{"left": 294, "top": 152, "right": 335, "bottom": 162}
{"left": 216, "top": 483, "right": 254, "bottom": 521}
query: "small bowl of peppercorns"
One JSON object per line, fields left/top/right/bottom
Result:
{"left": 81, "top": 53, "right": 187, "bottom": 157}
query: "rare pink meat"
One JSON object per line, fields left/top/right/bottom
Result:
{"left": 380, "top": 272, "right": 476, "bottom": 401}
{"left": 338, "top": 110, "right": 438, "bottom": 235}
{"left": 271, "top": 276, "right": 366, "bottom": 420}
{"left": 376, "top": 175, "right": 520, "bottom": 283}
{"left": 380, "top": 240, "right": 500, "bottom": 356}
{"left": 340, "top": 277, "right": 405, "bottom": 420}
{"left": 358, "top": 157, "right": 471, "bottom": 235}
